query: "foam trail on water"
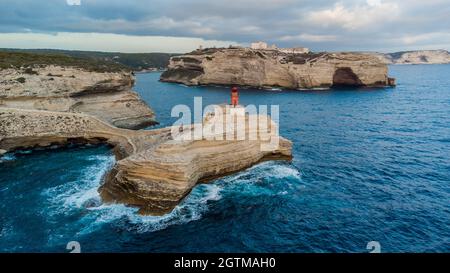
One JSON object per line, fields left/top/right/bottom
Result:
{"left": 220, "top": 161, "right": 302, "bottom": 183}
{"left": 216, "top": 161, "right": 304, "bottom": 197}
{"left": 43, "top": 155, "right": 300, "bottom": 235}
{"left": 43, "top": 154, "right": 115, "bottom": 215}
{"left": 0, "top": 154, "right": 16, "bottom": 163}
{"left": 43, "top": 152, "right": 224, "bottom": 235}
{"left": 73, "top": 183, "right": 223, "bottom": 235}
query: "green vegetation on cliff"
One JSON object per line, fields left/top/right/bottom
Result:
{"left": 1, "top": 49, "right": 176, "bottom": 71}
{"left": 0, "top": 51, "right": 131, "bottom": 72}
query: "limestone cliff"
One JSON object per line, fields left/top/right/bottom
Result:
{"left": 0, "top": 65, "right": 157, "bottom": 129}
{"left": 0, "top": 106, "right": 292, "bottom": 215}
{"left": 161, "top": 48, "right": 395, "bottom": 89}
{"left": 372, "top": 50, "right": 450, "bottom": 65}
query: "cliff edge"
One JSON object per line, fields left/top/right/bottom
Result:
{"left": 372, "top": 50, "right": 450, "bottom": 65}
{"left": 0, "top": 52, "right": 293, "bottom": 215}
{"left": 0, "top": 52, "right": 157, "bottom": 129}
{"left": 0, "top": 106, "right": 292, "bottom": 215}
{"left": 161, "top": 48, "right": 395, "bottom": 89}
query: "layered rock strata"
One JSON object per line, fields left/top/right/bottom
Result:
{"left": 0, "top": 106, "right": 292, "bottom": 215}
{"left": 372, "top": 50, "right": 450, "bottom": 65}
{"left": 0, "top": 66, "right": 156, "bottom": 129}
{"left": 161, "top": 48, "right": 395, "bottom": 89}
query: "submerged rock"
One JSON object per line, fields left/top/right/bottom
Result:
{"left": 161, "top": 48, "right": 395, "bottom": 89}
{"left": 0, "top": 65, "right": 157, "bottom": 129}
{"left": 0, "top": 106, "right": 292, "bottom": 215}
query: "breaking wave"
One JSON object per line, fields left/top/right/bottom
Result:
{"left": 42, "top": 155, "right": 301, "bottom": 235}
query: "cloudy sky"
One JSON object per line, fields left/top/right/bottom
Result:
{"left": 0, "top": 0, "right": 449, "bottom": 53}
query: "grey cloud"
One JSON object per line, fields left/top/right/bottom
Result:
{"left": 0, "top": 0, "right": 448, "bottom": 52}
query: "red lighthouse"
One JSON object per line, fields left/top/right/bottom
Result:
{"left": 231, "top": 87, "right": 239, "bottom": 107}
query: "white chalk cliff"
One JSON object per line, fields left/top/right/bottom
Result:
{"left": 0, "top": 66, "right": 157, "bottom": 129}
{"left": 0, "top": 106, "right": 292, "bottom": 215}
{"left": 0, "top": 56, "right": 292, "bottom": 215}
{"left": 372, "top": 50, "right": 450, "bottom": 65}
{"left": 161, "top": 48, "right": 395, "bottom": 89}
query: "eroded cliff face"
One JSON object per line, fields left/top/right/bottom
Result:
{"left": 161, "top": 48, "right": 394, "bottom": 89}
{"left": 372, "top": 50, "right": 450, "bottom": 65}
{"left": 0, "top": 66, "right": 157, "bottom": 129}
{"left": 0, "top": 106, "right": 292, "bottom": 215}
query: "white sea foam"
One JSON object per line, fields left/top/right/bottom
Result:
{"left": 0, "top": 154, "right": 16, "bottom": 163}
{"left": 43, "top": 155, "right": 115, "bottom": 213}
{"left": 126, "top": 183, "right": 222, "bottom": 233}
{"left": 43, "top": 155, "right": 300, "bottom": 235}
{"left": 269, "top": 88, "right": 283, "bottom": 92}
{"left": 0, "top": 223, "right": 13, "bottom": 237}
{"left": 212, "top": 162, "right": 303, "bottom": 201}
{"left": 71, "top": 183, "right": 223, "bottom": 235}
{"left": 225, "top": 161, "right": 302, "bottom": 182}
{"left": 43, "top": 153, "right": 224, "bottom": 234}
{"left": 267, "top": 164, "right": 302, "bottom": 180}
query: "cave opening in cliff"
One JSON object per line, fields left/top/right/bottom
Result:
{"left": 332, "top": 67, "right": 364, "bottom": 87}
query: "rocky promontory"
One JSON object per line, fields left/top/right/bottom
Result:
{"left": 161, "top": 48, "right": 395, "bottom": 89}
{"left": 0, "top": 51, "right": 293, "bottom": 215}
{"left": 0, "top": 52, "right": 157, "bottom": 129}
{"left": 372, "top": 50, "right": 450, "bottom": 65}
{"left": 0, "top": 106, "right": 292, "bottom": 215}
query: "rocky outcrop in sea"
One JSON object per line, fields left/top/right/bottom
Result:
{"left": 0, "top": 53, "right": 292, "bottom": 215}
{"left": 160, "top": 48, "right": 395, "bottom": 89}
{"left": 0, "top": 106, "right": 292, "bottom": 215}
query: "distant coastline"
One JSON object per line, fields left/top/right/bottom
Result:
{"left": 134, "top": 68, "right": 167, "bottom": 74}
{"left": 1, "top": 48, "right": 449, "bottom": 72}
{"left": 0, "top": 48, "right": 175, "bottom": 72}
{"left": 369, "top": 50, "right": 450, "bottom": 65}
{"left": 160, "top": 47, "right": 396, "bottom": 89}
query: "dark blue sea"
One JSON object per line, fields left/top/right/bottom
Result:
{"left": 1, "top": 65, "right": 449, "bottom": 253}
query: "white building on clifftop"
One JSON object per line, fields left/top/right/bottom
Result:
{"left": 250, "top": 41, "right": 310, "bottom": 54}
{"left": 250, "top": 41, "right": 269, "bottom": 50}
{"left": 278, "top": 47, "right": 310, "bottom": 54}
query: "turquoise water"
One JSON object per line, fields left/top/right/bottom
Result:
{"left": 1, "top": 65, "right": 449, "bottom": 252}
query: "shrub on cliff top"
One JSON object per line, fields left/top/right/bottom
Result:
{"left": 0, "top": 51, "right": 131, "bottom": 73}
{"left": 16, "top": 77, "right": 26, "bottom": 83}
